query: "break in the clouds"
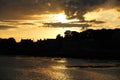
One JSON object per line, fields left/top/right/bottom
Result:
{"left": 0, "top": 0, "right": 119, "bottom": 20}
{"left": 0, "top": 25, "right": 17, "bottom": 30}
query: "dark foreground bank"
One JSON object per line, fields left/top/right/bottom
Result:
{"left": 0, "top": 29, "right": 120, "bottom": 59}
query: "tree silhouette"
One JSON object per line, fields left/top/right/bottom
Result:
{"left": 56, "top": 34, "right": 63, "bottom": 40}
{"left": 64, "top": 30, "right": 72, "bottom": 38}
{"left": 0, "top": 29, "right": 120, "bottom": 59}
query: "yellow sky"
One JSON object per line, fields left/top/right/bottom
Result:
{"left": 0, "top": 9, "right": 120, "bottom": 42}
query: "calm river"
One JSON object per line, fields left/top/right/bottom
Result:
{"left": 0, "top": 56, "right": 120, "bottom": 80}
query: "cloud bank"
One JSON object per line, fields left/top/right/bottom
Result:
{"left": 43, "top": 22, "right": 91, "bottom": 28}
{"left": 0, "top": 25, "right": 17, "bottom": 30}
{"left": 0, "top": 0, "right": 64, "bottom": 19}
{"left": 0, "top": 0, "right": 119, "bottom": 20}
{"left": 64, "top": 0, "right": 120, "bottom": 21}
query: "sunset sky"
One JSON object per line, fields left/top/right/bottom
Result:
{"left": 0, "top": 0, "right": 120, "bottom": 42}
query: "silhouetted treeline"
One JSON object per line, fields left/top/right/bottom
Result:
{"left": 1, "top": 29, "right": 120, "bottom": 59}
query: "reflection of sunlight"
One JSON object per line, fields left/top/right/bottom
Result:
{"left": 52, "top": 58, "right": 67, "bottom": 63}
{"left": 40, "top": 68, "right": 69, "bottom": 80}
{"left": 82, "top": 69, "right": 118, "bottom": 80}
{"left": 51, "top": 66, "right": 67, "bottom": 69}
{"left": 57, "top": 60, "right": 67, "bottom": 63}
{"left": 31, "top": 58, "right": 70, "bottom": 80}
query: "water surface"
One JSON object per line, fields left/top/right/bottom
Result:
{"left": 0, "top": 56, "right": 120, "bottom": 80}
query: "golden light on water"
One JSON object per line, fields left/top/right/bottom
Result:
{"left": 52, "top": 58, "right": 67, "bottom": 63}
{"left": 28, "top": 58, "right": 70, "bottom": 80}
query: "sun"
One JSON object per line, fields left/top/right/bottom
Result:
{"left": 54, "top": 13, "right": 67, "bottom": 23}
{"left": 29, "top": 12, "right": 79, "bottom": 23}
{"left": 29, "top": 13, "right": 68, "bottom": 23}
{"left": 54, "top": 13, "right": 79, "bottom": 23}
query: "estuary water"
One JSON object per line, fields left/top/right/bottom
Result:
{"left": 0, "top": 56, "right": 120, "bottom": 80}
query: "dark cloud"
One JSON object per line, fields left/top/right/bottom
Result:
{"left": 43, "top": 22, "right": 91, "bottom": 28}
{"left": 0, "top": 0, "right": 64, "bottom": 20}
{"left": 0, "top": 0, "right": 119, "bottom": 20}
{"left": 0, "top": 25, "right": 17, "bottom": 30}
{"left": 43, "top": 20, "right": 105, "bottom": 28}
{"left": 20, "top": 23, "right": 35, "bottom": 25}
{"left": 1, "top": 20, "right": 20, "bottom": 23}
{"left": 118, "top": 17, "right": 120, "bottom": 19}
{"left": 0, "top": 20, "right": 34, "bottom": 25}
{"left": 80, "top": 20, "right": 106, "bottom": 24}
{"left": 117, "top": 8, "right": 120, "bottom": 12}
{"left": 64, "top": 0, "right": 120, "bottom": 21}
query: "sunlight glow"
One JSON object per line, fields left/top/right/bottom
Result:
{"left": 29, "top": 13, "right": 79, "bottom": 23}
{"left": 28, "top": 13, "right": 67, "bottom": 23}
{"left": 54, "top": 13, "right": 67, "bottom": 23}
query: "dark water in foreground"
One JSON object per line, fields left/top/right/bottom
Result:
{"left": 0, "top": 56, "right": 120, "bottom": 80}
